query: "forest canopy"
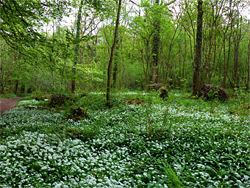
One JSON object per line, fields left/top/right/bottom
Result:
{"left": 0, "top": 0, "right": 249, "bottom": 95}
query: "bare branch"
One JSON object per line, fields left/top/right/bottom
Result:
{"left": 129, "top": 0, "right": 138, "bottom": 6}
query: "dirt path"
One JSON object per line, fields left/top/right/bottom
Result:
{"left": 0, "top": 97, "right": 24, "bottom": 114}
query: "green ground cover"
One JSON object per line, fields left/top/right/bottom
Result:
{"left": 0, "top": 91, "right": 249, "bottom": 187}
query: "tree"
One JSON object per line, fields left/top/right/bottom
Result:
{"left": 112, "top": 33, "right": 121, "bottom": 88}
{"left": 247, "top": 37, "right": 250, "bottom": 90}
{"left": 152, "top": 0, "right": 160, "bottom": 84}
{"left": 1, "top": 0, "right": 249, "bottom": 95}
{"left": 106, "top": 0, "right": 122, "bottom": 107}
{"left": 0, "top": 0, "right": 69, "bottom": 54}
{"left": 71, "top": 0, "right": 84, "bottom": 93}
{"left": 192, "top": 0, "right": 203, "bottom": 96}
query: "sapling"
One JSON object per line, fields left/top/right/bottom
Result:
{"left": 180, "top": 78, "right": 188, "bottom": 97}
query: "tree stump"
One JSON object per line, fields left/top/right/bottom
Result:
{"left": 160, "top": 88, "right": 168, "bottom": 100}
{"left": 147, "top": 83, "right": 165, "bottom": 91}
{"left": 67, "top": 107, "right": 88, "bottom": 121}
{"left": 48, "top": 94, "right": 69, "bottom": 107}
{"left": 199, "top": 84, "right": 229, "bottom": 101}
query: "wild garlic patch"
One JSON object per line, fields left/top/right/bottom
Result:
{"left": 18, "top": 99, "right": 40, "bottom": 106}
{"left": 1, "top": 94, "right": 250, "bottom": 187}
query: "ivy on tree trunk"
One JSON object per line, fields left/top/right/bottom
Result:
{"left": 152, "top": 0, "right": 160, "bottom": 84}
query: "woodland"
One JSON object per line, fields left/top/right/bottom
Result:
{"left": 0, "top": 0, "right": 250, "bottom": 187}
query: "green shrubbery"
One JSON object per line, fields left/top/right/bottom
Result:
{"left": 0, "top": 93, "right": 17, "bottom": 99}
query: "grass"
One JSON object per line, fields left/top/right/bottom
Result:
{"left": 0, "top": 90, "right": 249, "bottom": 187}
{"left": 0, "top": 93, "right": 17, "bottom": 99}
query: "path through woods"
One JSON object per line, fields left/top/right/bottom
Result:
{"left": 0, "top": 97, "right": 24, "bottom": 114}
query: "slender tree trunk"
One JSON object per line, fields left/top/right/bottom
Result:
{"left": 106, "top": 0, "right": 122, "bottom": 107}
{"left": 183, "top": 31, "right": 187, "bottom": 78}
{"left": 217, "top": 39, "right": 223, "bottom": 83}
{"left": 165, "top": 24, "right": 179, "bottom": 84}
{"left": 247, "top": 39, "right": 250, "bottom": 90}
{"left": 201, "top": 28, "right": 213, "bottom": 86}
{"left": 222, "top": 0, "right": 233, "bottom": 88}
{"left": 146, "top": 40, "right": 150, "bottom": 85}
{"left": 223, "top": 34, "right": 231, "bottom": 88}
{"left": 209, "top": 23, "right": 217, "bottom": 84}
{"left": 233, "top": 21, "right": 241, "bottom": 88}
{"left": 192, "top": 0, "right": 203, "bottom": 96}
{"left": 112, "top": 59, "right": 118, "bottom": 88}
{"left": 20, "top": 84, "right": 25, "bottom": 94}
{"left": 15, "top": 80, "right": 19, "bottom": 94}
{"left": 71, "top": 0, "right": 83, "bottom": 93}
{"left": 141, "top": 39, "right": 150, "bottom": 88}
{"left": 189, "top": 35, "right": 194, "bottom": 65}
{"left": 152, "top": 0, "right": 160, "bottom": 84}
{"left": 112, "top": 37, "right": 120, "bottom": 88}
{"left": 0, "top": 61, "right": 3, "bottom": 94}
{"left": 233, "top": 40, "right": 239, "bottom": 87}
{"left": 222, "top": 32, "right": 227, "bottom": 87}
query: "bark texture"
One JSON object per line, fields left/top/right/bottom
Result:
{"left": 192, "top": 0, "right": 203, "bottom": 96}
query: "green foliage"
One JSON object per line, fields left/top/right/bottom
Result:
{"left": 228, "top": 87, "right": 250, "bottom": 118}
{"left": 66, "top": 106, "right": 88, "bottom": 121}
{"left": 65, "top": 125, "right": 99, "bottom": 141}
{"left": 77, "top": 93, "right": 107, "bottom": 110}
{"left": 31, "top": 91, "right": 51, "bottom": 101}
{"left": 0, "top": 0, "right": 70, "bottom": 53}
{"left": 161, "top": 160, "right": 183, "bottom": 188}
{"left": 0, "top": 0, "right": 249, "bottom": 95}
{"left": 0, "top": 93, "right": 17, "bottom": 99}
{"left": 0, "top": 0, "right": 250, "bottom": 184}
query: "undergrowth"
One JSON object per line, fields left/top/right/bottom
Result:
{"left": 0, "top": 90, "right": 249, "bottom": 187}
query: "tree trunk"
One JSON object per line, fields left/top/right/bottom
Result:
{"left": 165, "top": 23, "right": 179, "bottom": 84}
{"left": 183, "top": 31, "right": 187, "bottom": 78}
{"left": 223, "top": 34, "right": 231, "bottom": 88}
{"left": 222, "top": 0, "right": 233, "bottom": 88}
{"left": 152, "top": 0, "right": 160, "bottom": 84}
{"left": 71, "top": 0, "right": 83, "bottom": 93}
{"left": 247, "top": 39, "right": 250, "bottom": 90}
{"left": 0, "top": 60, "right": 4, "bottom": 94}
{"left": 192, "top": 0, "right": 203, "bottom": 96}
{"left": 233, "top": 19, "right": 241, "bottom": 88}
{"left": 20, "top": 84, "right": 25, "bottom": 94}
{"left": 112, "top": 36, "right": 120, "bottom": 88}
{"left": 112, "top": 60, "right": 118, "bottom": 88}
{"left": 15, "top": 80, "right": 19, "bottom": 94}
{"left": 106, "top": 0, "right": 122, "bottom": 107}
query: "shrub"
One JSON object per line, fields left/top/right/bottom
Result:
{"left": 66, "top": 107, "right": 88, "bottom": 121}
{"left": 47, "top": 94, "right": 69, "bottom": 107}
{"left": 159, "top": 87, "right": 168, "bottom": 100}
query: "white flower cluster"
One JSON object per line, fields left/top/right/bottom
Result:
{"left": 1, "top": 96, "right": 249, "bottom": 187}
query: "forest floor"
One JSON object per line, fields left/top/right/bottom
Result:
{"left": 0, "top": 91, "right": 249, "bottom": 187}
{"left": 0, "top": 97, "right": 24, "bottom": 114}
